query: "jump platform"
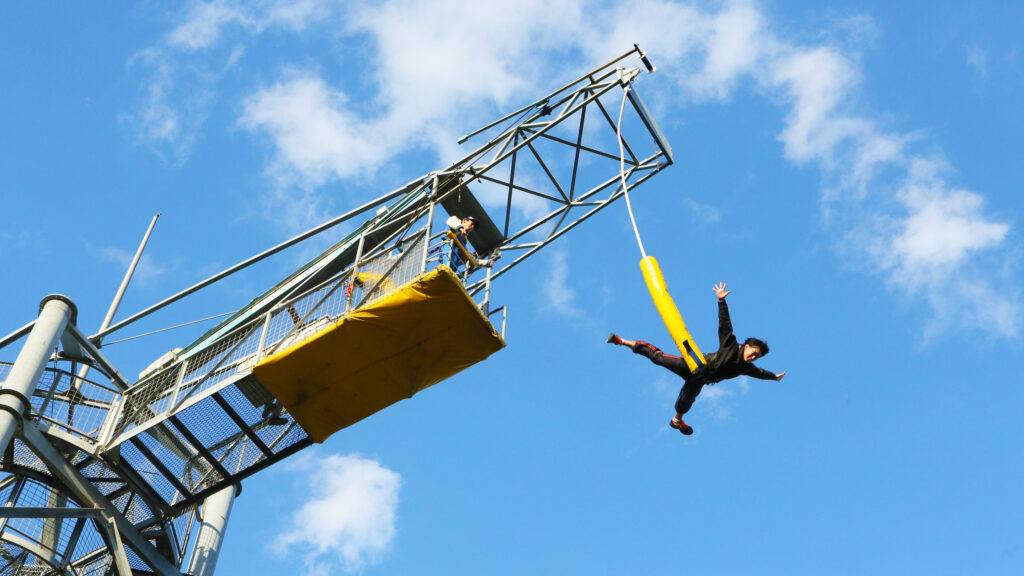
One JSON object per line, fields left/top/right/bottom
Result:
{"left": 252, "top": 266, "right": 504, "bottom": 442}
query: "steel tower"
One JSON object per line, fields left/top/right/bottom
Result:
{"left": 0, "top": 47, "right": 673, "bottom": 575}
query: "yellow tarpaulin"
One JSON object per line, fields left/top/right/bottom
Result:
{"left": 252, "top": 266, "right": 505, "bottom": 443}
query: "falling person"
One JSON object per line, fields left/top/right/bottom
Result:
{"left": 607, "top": 282, "right": 785, "bottom": 436}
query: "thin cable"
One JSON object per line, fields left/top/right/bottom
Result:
{"left": 616, "top": 82, "right": 647, "bottom": 259}
{"left": 101, "top": 311, "right": 236, "bottom": 347}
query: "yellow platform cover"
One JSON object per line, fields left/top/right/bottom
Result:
{"left": 252, "top": 267, "right": 505, "bottom": 442}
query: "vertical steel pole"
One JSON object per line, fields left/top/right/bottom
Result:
{"left": 254, "top": 310, "right": 273, "bottom": 363}
{"left": 422, "top": 174, "right": 440, "bottom": 274}
{"left": 422, "top": 201, "right": 436, "bottom": 274}
{"left": 484, "top": 264, "right": 494, "bottom": 314}
{"left": 0, "top": 295, "right": 75, "bottom": 456}
{"left": 186, "top": 484, "right": 238, "bottom": 576}
{"left": 345, "top": 234, "right": 366, "bottom": 314}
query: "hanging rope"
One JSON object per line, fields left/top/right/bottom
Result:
{"left": 615, "top": 82, "right": 647, "bottom": 260}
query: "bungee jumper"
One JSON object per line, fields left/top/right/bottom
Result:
{"left": 607, "top": 282, "right": 785, "bottom": 436}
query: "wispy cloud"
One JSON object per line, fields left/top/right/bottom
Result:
{"left": 964, "top": 44, "right": 989, "bottom": 81}
{"left": 167, "top": 0, "right": 250, "bottom": 52}
{"left": 698, "top": 378, "right": 750, "bottom": 420}
{"left": 123, "top": 0, "right": 340, "bottom": 164}
{"left": 94, "top": 245, "right": 169, "bottom": 289}
{"left": 276, "top": 452, "right": 401, "bottom": 575}
{"left": 648, "top": 373, "right": 748, "bottom": 422}
{"left": 541, "top": 248, "right": 584, "bottom": 318}
{"left": 683, "top": 197, "right": 721, "bottom": 224}
{"left": 120, "top": 48, "right": 211, "bottom": 165}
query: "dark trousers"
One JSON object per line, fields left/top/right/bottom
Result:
{"left": 632, "top": 341, "right": 707, "bottom": 415}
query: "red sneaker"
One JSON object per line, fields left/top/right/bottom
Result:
{"left": 670, "top": 418, "right": 694, "bottom": 436}
{"left": 606, "top": 333, "right": 622, "bottom": 345}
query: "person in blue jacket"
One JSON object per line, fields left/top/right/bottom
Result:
{"left": 442, "top": 215, "right": 478, "bottom": 272}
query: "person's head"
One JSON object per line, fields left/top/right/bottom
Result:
{"left": 741, "top": 337, "right": 769, "bottom": 362}
{"left": 462, "top": 216, "right": 478, "bottom": 232}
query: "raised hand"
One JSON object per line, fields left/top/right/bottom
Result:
{"left": 713, "top": 282, "right": 731, "bottom": 301}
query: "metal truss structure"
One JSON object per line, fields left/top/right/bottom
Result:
{"left": 0, "top": 47, "right": 673, "bottom": 575}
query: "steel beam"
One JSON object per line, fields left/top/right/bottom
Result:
{"left": 18, "top": 421, "right": 182, "bottom": 576}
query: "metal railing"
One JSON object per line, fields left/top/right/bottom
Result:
{"left": 100, "top": 223, "right": 498, "bottom": 450}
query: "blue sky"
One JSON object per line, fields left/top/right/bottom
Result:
{"left": 2, "top": 1, "right": 1022, "bottom": 574}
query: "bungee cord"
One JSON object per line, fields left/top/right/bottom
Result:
{"left": 615, "top": 81, "right": 647, "bottom": 260}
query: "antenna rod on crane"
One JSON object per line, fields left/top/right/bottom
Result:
{"left": 77, "top": 212, "right": 160, "bottom": 382}
{"left": 100, "top": 213, "right": 161, "bottom": 340}
{"left": 91, "top": 182, "right": 415, "bottom": 342}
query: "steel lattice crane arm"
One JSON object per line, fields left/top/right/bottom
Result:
{"left": 0, "top": 46, "right": 675, "bottom": 576}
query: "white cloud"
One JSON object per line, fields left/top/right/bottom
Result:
{"left": 346, "top": 0, "right": 582, "bottom": 138}
{"left": 687, "top": 1, "right": 767, "bottom": 99}
{"left": 168, "top": 0, "right": 249, "bottom": 52}
{"left": 239, "top": 70, "right": 387, "bottom": 188}
{"left": 771, "top": 46, "right": 864, "bottom": 166}
{"left": 168, "top": 0, "right": 338, "bottom": 51}
{"left": 683, "top": 197, "right": 721, "bottom": 224}
{"left": 889, "top": 161, "right": 1008, "bottom": 283}
{"left": 865, "top": 158, "right": 1018, "bottom": 341}
{"left": 263, "top": 0, "right": 336, "bottom": 31}
{"left": 276, "top": 453, "right": 401, "bottom": 574}
{"left": 96, "top": 246, "right": 169, "bottom": 288}
{"left": 541, "top": 248, "right": 584, "bottom": 317}
{"left": 650, "top": 373, "right": 679, "bottom": 404}
{"left": 130, "top": 0, "right": 1021, "bottom": 340}
{"left": 121, "top": 45, "right": 220, "bottom": 164}
{"left": 699, "top": 378, "right": 750, "bottom": 420}
{"left": 126, "top": 0, "right": 342, "bottom": 162}
{"left": 650, "top": 373, "right": 750, "bottom": 422}
{"left": 964, "top": 44, "right": 989, "bottom": 81}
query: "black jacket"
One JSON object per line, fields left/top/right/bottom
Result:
{"left": 703, "top": 300, "right": 776, "bottom": 383}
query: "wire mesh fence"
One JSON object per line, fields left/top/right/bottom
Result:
{"left": 0, "top": 478, "right": 108, "bottom": 575}
{"left": 107, "top": 231, "right": 432, "bottom": 447}
{"left": 0, "top": 540, "right": 33, "bottom": 575}
{"left": 29, "top": 367, "right": 118, "bottom": 443}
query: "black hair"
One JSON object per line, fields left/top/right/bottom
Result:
{"left": 743, "top": 337, "right": 769, "bottom": 356}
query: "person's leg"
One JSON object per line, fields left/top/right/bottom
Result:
{"left": 606, "top": 333, "right": 628, "bottom": 346}
{"left": 629, "top": 340, "right": 693, "bottom": 379}
{"left": 440, "top": 241, "right": 462, "bottom": 272}
{"left": 670, "top": 379, "right": 704, "bottom": 435}
{"left": 608, "top": 335, "right": 701, "bottom": 435}
{"left": 440, "top": 242, "right": 453, "bottom": 268}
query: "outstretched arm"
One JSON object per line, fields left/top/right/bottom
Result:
{"left": 743, "top": 364, "right": 786, "bottom": 381}
{"left": 714, "top": 282, "right": 735, "bottom": 347}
